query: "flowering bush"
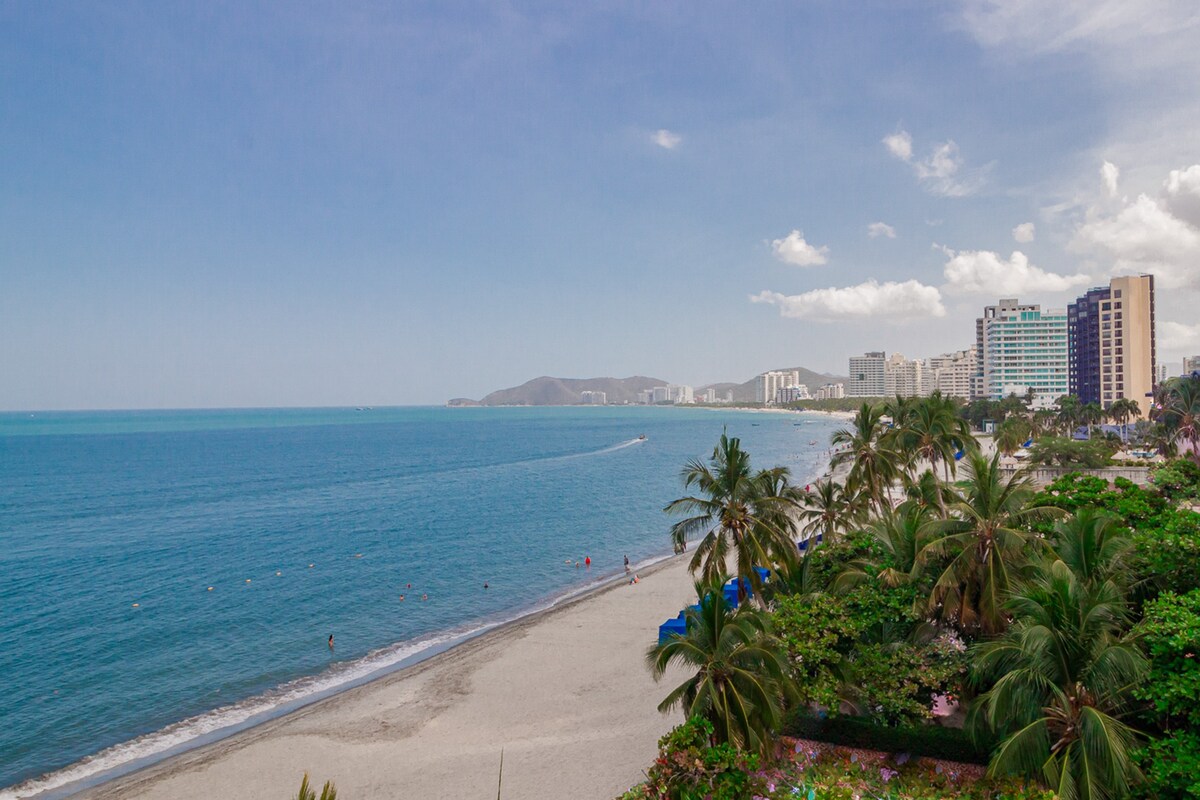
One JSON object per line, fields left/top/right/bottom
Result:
{"left": 618, "top": 717, "right": 769, "bottom": 800}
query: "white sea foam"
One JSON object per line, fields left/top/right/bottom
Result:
{"left": 0, "top": 558, "right": 667, "bottom": 800}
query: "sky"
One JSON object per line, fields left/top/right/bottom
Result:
{"left": 3, "top": 1, "right": 1200, "bottom": 410}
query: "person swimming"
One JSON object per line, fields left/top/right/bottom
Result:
{"left": 328, "top": 634, "right": 334, "bottom": 650}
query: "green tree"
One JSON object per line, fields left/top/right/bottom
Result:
{"left": 665, "top": 432, "right": 800, "bottom": 600}
{"left": 1046, "top": 509, "right": 1133, "bottom": 590}
{"left": 1081, "top": 402, "right": 1106, "bottom": 439}
{"left": 1108, "top": 398, "right": 1141, "bottom": 444}
{"left": 831, "top": 403, "right": 902, "bottom": 516}
{"left": 889, "top": 392, "right": 976, "bottom": 481}
{"left": 995, "top": 418, "right": 1033, "bottom": 458}
{"left": 646, "top": 582, "right": 792, "bottom": 755}
{"left": 971, "top": 560, "right": 1148, "bottom": 800}
{"left": 796, "top": 479, "right": 863, "bottom": 545}
{"left": 1156, "top": 376, "right": 1200, "bottom": 464}
{"left": 917, "top": 452, "right": 1063, "bottom": 635}
{"left": 1057, "top": 395, "right": 1082, "bottom": 437}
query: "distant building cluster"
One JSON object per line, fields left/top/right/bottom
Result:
{"left": 845, "top": 274, "right": 1162, "bottom": 417}
{"left": 755, "top": 370, "right": 810, "bottom": 404}
{"left": 635, "top": 384, "right": 700, "bottom": 405}
{"left": 579, "top": 390, "right": 607, "bottom": 405}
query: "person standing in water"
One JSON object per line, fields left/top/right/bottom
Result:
{"left": 328, "top": 634, "right": 334, "bottom": 650}
{"left": 624, "top": 554, "right": 630, "bottom": 573}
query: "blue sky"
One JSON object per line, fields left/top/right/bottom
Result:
{"left": 3, "top": 1, "right": 1200, "bottom": 409}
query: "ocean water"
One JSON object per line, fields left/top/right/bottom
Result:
{"left": 0, "top": 406, "right": 838, "bottom": 797}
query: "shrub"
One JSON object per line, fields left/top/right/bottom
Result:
{"left": 782, "top": 713, "right": 994, "bottom": 764}
{"left": 1150, "top": 459, "right": 1200, "bottom": 501}
{"left": 619, "top": 716, "right": 769, "bottom": 800}
{"left": 1027, "top": 437, "right": 1116, "bottom": 468}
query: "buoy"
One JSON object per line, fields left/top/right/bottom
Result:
{"left": 354, "top": 553, "right": 363, "bottom": 558}
{"left": 245, "top": 579, "right": 251, "bottom": 583}
{"left": 275, "top": 571, "right": 281, "bottom": 576}
{"left": 131, "top": 603, "right": 139, "bottom": 607}
{"left": 308, "top": 564, "right": 314, "bottom": 568}
{"left": 207, "top": 587, "right": 214, "bottom": 591}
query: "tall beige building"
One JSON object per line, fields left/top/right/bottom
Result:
{"left": 1104, "top": 276, "right": 1156, "bottom": 417}
{"left": 925, "top": 349, "right": 976, "bottom": 399}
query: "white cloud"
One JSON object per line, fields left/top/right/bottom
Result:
{"left": 1161, "top": 320, "right": 1200, "bottom": 350}
{"left": 867, "top": 222, "right": 897, "bottom": 239}
{"left": 939, "top": 247, "right": 1091, "bottom": 295}
{"left": 1164, "top": 164, "right": 1200, "bottom": 225}
{"left": 1072, "top": 192, "right": 1200, "bottom": 289}
{"left": 651, "top": 129, "right": 682, "bottom": 150}
{"left": 882, "top": 130, "right": 913, "bottom": 162}
{"left": 1101, "top": 161, "right": 1120, "bottom": 197}
{"left": 770, "top": 230, "right": 829, "bottom": 266}
{"left": 1012, "top": 222, "right": 1036, "bottom": 243}
{"left": 886, "top": 131, "right": 987, "bottom": 197}
{"left": 750, "top": 280, "right": 945, "bottom": 321}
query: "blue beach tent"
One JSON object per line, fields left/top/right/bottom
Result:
{"left": 657, "top": 616, "right": 687, "bottom": 644}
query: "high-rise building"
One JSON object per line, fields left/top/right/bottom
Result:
{"left": 651, "top": 386, "right": 671, "bottom": 404}
{"left": 975, "top": 298, "right": 1069, "bottom": 407}
{"left": 1183, "top": 355, "right": 1200, "bottom": 376}
{"left": 755, "top": 370, "right": 801, "bottom": 404}
{"left": 667, "top": 385, "right": 694, "bottom": 404}
{"left": 925, "top": 349, "right": 976, "bottom": 399}
{"left": 884, "top": 353, "right": 928, "bottom": 397}
{"left": 1067, "top": 275, "right": 1156, "bottom": 417}
{"left": 777, "top": 385, "right": 811, "bottom": 403}
{"left": 579, "top": 390, "right": 607, "bottom": 405}
{"left": 847, "top": 353, "right": 887, "bottom": 396}
{"left": 814, "top": 382, "right": 845, "bottom": 400}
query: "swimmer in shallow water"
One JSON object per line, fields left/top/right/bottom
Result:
{"left": 328, "top": 634, "right": 334, "bottom": 650}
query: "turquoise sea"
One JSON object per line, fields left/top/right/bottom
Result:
{"left": 0, "top": 406, "right": 839, "bottom": 797}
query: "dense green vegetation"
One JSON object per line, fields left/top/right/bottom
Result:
{"left": 627, "top": 379, "right": 1200, "bottom": 800}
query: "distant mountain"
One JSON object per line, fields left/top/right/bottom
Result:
{"left": 698, "top": 367, "right": 849, "bottom": 403}
{"left": 474, "top": 376, "right": 670, "bottom": 406}
{"left": 454, "top": 367, "right": 849, "bottom": 406}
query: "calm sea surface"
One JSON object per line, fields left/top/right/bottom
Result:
{"left": 0, "top": 406, "right": 838, "bottom": 796}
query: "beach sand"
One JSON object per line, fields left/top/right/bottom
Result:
{"left": 74, "top": 558, "right": 695, "bottom": 800}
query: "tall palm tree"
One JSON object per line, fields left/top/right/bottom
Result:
{"left": 900, "top": 468, "right": 957, "bottom": 519}
{"left": 831, "top": 403, "right": 902, "bottom": 516}
{"left": 796, "top": 479, "right": 863, "bottom": 545}
{"left": 665, "top": 432, "right": 800, "bottom": 600}
{"left": 971, "top": 560, "right": 1147, "bottom": 800}
{"left": 646, "top": 581, "right": 793, "bottom": 755}
{"left": 1056, "top": 395, "right": 1082, "bottom": 437}
{"left": 1080, "top": 402, "right": 1106, "bottom": 439}
{"left": 916, "top": 452, "right": 1064, "bottom": 635}
{"left": 1107, "top": 398, "right": 1141, "bottom": 444}
{"left": 889, "top": 392, "right": 975, "bottom": 480}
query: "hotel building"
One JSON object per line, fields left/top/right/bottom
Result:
{"left": 1067, "top": 275, "right": 1156, "bottom": 417}
{"left": 974, "top": 299, "right": 1068, "bottom": 407}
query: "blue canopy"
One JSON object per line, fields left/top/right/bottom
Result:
{"left": 953, "top": 449, "right": 965, "bottom": 461}
{"left": 1022, "top": 438, "right": 1033, "bottom": 448}
{"left": 657, "top": 616, "right": 687, "bottom": 644}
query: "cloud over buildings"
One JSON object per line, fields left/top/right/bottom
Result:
{"left": 939, "top": 247, "right": 1091, "bottom": 295}
{"left": 750, "top": 280, "right": 945, "bottom": 321}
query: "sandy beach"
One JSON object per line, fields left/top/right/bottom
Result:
{"left": 72, "top": 558, "right": 696, "bottom": 800}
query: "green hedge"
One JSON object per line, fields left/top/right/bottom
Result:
{"left": 783, "top": 713, "right": 994, "bottom": 765}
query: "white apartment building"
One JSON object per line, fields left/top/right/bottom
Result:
{"left": 777, "top": 385, "right": 811, "bottom": 403}
{"left": 885, "top": 353, "right": 927, "bottom": 397}
{"left": 847, "top": 353, "right": 887, "bottom": 396}
{"left": 668, "top": 385, "right": 694, "bottom": 404}
{"left": 925, "top": 349, "right": 976, "bottom": 399}
{"left": 651, "top": 386, "right": 671, "bottom": 404}
{"left": 813, "top": 382, "right": 845, "bottom": 400}
{"left": 755, "top": 370, "right": 801, "bottom": 404}
{"left": 974, "top": 298, "right": 1068, "bottom": 407}
{"left": 579, "top": 390, "right": 607, "bottom": 405}
{"left": 1184, "top": 355, "right": 1200, "bottom": 375}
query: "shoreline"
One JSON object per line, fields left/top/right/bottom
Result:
{"left": 26, "top": 554, "right": 694, "bottom": 800}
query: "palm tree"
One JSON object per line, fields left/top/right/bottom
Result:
{"left": 1056, "top": 395, "right": 1082, "bottom": 437}
{"left": 1047, "top": 509, "right": 1133, "bottom": 591}
{"left": 646, "top": 581, "right": 793, "bottom": 755}
{"left": 971, "top": 560, "right": 1147, "bottom": 800}
{"left": 916, "top": 452, "right": 1064, "bottom": 636}
{"left": 1155, "top": 377, "right": 1200, "bottom": 463}
{"left": 1107, "top": 398, "right": 1141, "bottom": 444}
{"left": 995, "top": 417, "right": 1032, "bottom": 458}
{"left": 889, "top": 393, "right": 975, "bottom": 480}
{"left": 831, "top": 403, "right": 902, "bottom": 515}
{"left": 835, "top": 504, "right": 928, "bottom": 592}
{"left": 1080, "top": 402, "right": 1105, "bottom": 439}
{"left": 796, "top": 479, "right": 862, "bottom": 545}
{"left": 900, "top": 468, "right": 956, "bottom": 519}
{"left": 665, "top": 432, "right": 800, "bottom": 601}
